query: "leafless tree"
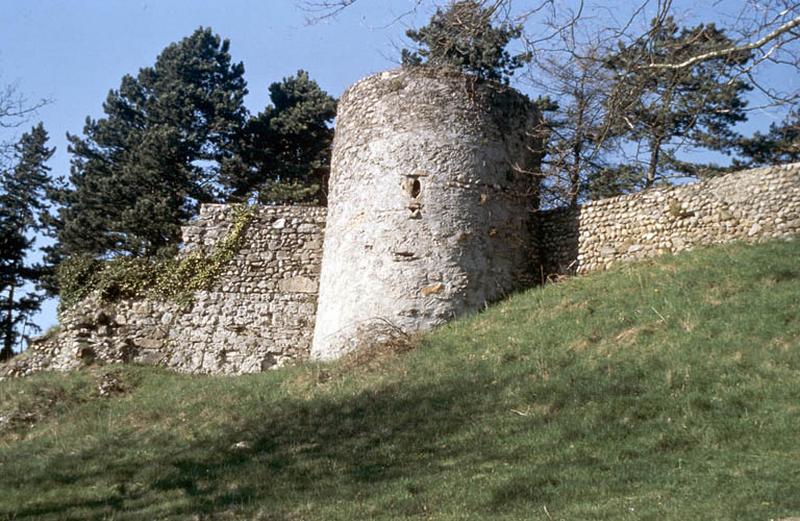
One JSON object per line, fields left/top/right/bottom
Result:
{"left": 298, "top": 0, "right": 800, "bottom": 202}
{"left": 300, "top": 0, "right": 800, "bottom": 97}
{"left": 0, "top": 80, "right": 49, "bottom": 163}
{"left": 529, "top": 41, "right": 622, "bottom": 207}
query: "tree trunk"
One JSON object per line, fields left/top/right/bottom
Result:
{"left": 570, "top": 140, "right": 583, "bottom": 208}
{"left": 646, "top": 137, "right": 663, "bottom": 188}
{"left": 570, "top": 89, "right": 587, "bottom": 208}
{"left": 1, "top": 286, "right": 15, "bottom": 361}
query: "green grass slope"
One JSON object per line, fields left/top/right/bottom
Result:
{"left": 1, "top": 240, "right": 799, "bottom": 520}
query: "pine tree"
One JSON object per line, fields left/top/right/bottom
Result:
{"left": 0, "top": 123, "right": 54, "bottom": 360}
{"left": 56, "top": 27, "right": 249, "bottom": 258}
{"left": 401, "top": 0, "right": 530, "bottom": 84}
{"left": 737, "top": 110, "right": 800, "bottom": 166}
{"left": 223, "top": 71, "right": 336, "bottom": 204}
{"left": 605, "top": 17, "right": 752, "bottom": 188}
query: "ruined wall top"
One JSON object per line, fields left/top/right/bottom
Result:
{"left": 3, "top": 204, "right": 327, "bottom": 378}
{"left": 538, "top": 162, "right": 800, "bottom": 276}
{"left": 333, "top": 67, "right": 540, "bottom": 163}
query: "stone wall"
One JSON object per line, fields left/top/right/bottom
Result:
{"left": 311, "top": 67, "right": 543, "bottom": 360}
{"left": 538, "top": 163, "right": 800, "bottom": 277}
{"left": 3, "top": 205, "right": 326, "bottom": 377}
{"left": 3, "top": 63, "right": 800, "bottom": 378}
{"left": 6, "top": 164, "right": 799, "bottom": 378}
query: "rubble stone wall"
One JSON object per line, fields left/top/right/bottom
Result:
{"left": 311, "top": 68, "right": 543, "bottom": 360}
{"left": 538, "top": 163, "right": 800, "bottom": 277}
{"left": 5, "top": 163, "right": 799, "bottom": 379}
{"left": 3, "top": 205, "right": 326, "bottom": 377}
{"left": 3, "top": 63, "right": 800, "bottom": 378}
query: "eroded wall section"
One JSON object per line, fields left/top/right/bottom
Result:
{"left": 4, "top": 205, "right": 326, "bottom": 377}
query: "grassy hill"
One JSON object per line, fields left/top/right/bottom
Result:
{"left": 1, "top": 239, "right": 799, "bottom": 520}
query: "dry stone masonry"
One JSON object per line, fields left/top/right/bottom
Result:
{"left": 2, "top": 67, "right": 800, "bottom": 377}
{"left": 538, "top": 163, "right": 800, "bottom": 276}
{"left": 3, "top": 205, "right": 325, "bottom": 377}
{"left": 311, "top": 68, "right": 543, "bottom": 360}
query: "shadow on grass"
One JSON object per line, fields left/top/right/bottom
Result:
{"left": 8, "top": 239, "right": 800, "bottom": 519}
{"left": 7, "top": 349, "right": 799, "bottom": 518}
{"left": 5, "top": 368, "right": 534, "bottom": 520}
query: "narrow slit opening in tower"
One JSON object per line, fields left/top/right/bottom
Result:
{"left": 410, "top": 179, "right": 421, "bottom": 198}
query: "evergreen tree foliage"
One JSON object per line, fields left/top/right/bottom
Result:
{"left": 737, "top": 110, "right": 800, "bottom": 166}
{"left": 0, "top": 123, "right": 54, "bottom": 359}
{"left": 605, "top": 17, "right": 752, "bottom": 189}
{"left": 57, "top": 27, "right": 249, "bottom": 258}
{"left": 224, "top": 71, "right": 337, "bottom": 204}
{"left": 401, "top": 0, "right": 530, "bottom": 84}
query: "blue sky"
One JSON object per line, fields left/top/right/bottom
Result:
{"left": 1, "top": 0, "right": 797, "bottom": 336}
{"left": 1, "top": 1, "right": 421, "bottom": 177}
{"left": 2, "top": 0, "right": 429, "bottom": 333}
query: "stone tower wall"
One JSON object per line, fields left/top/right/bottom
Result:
{"left": 311, "top": 68, "right": 543, "bottom": 360}
{"left": 5, "top": 164, "right": 800, "bottom": 378}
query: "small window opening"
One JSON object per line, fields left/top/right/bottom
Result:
{"left": 410, "top": 178, "right": 421, "bottom": 198}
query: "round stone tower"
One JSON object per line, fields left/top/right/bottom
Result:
{"left": 311, "top": 68, "right": 543, "bottom": 360}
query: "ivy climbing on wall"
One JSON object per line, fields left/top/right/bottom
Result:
{"left": 57, "top": 205, "right": 257, "bottom": 312}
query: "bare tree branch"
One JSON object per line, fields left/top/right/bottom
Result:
{"left": 297, "top": 0, "right": 360, "bottom": 21}
{"left": 643, "top": 13, "right": 800, "bottom": 69}
{"left": 0, "top": 82, "right": 50, "bottom": 164}
{"left": 0, "top": 83, "right": 48, "bottom": 130}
